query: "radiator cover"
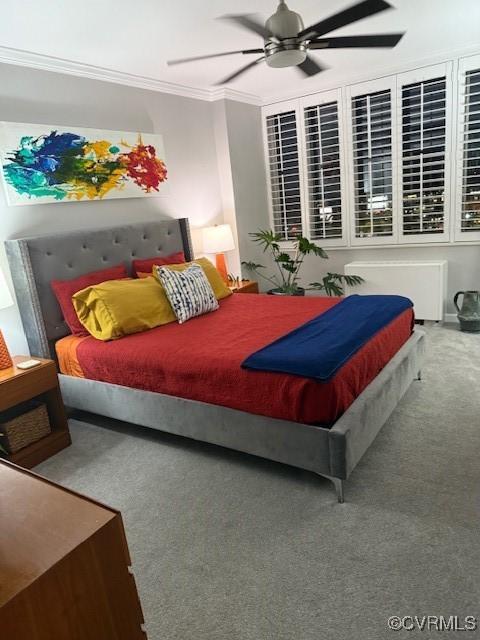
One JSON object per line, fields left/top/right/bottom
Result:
{"left": 344, "top": 260, "right": 447, "bottom": 321}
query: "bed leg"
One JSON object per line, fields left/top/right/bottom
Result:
{"left": 316, "top": 474, "right": 345, "bottom": 503}
{"left": 416, "top": 370, "right": 422, "bottom": 381}
{"left": 331, "top": 477, "right": 345, "bottom": 504}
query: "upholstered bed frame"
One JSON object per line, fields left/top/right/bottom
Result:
{"left": 5, "top": 218, "right": 426, "bottom": 502}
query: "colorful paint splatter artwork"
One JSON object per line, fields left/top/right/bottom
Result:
{"left": 0, "top": 122, "right": 167, "bottom": 205}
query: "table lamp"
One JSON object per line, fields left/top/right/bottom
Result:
{"left": 0, "top": 264, "right": 14, "bottom": 370}
{"left": 202, "top": 224, "right": 235, "bottom": 283}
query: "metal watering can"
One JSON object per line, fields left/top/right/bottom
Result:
{"left": 454, "top": 290, "right": 480, "bottom": 333}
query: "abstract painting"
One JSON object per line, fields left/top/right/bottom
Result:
{"left": 0, "top": 122, "right": 168, "bottom": 206}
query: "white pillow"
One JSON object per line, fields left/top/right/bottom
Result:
{"left": 155, "top": 263, "right": 219, "bottom": 324}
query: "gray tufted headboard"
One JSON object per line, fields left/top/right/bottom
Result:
{"left": 5, "top": 218, "right": 193, "bottom": 358}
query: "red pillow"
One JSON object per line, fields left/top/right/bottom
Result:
{"left": 51, "top": 264, "right": 128, "bottom": 336}
{"left": 132, "top": 251, "right": 185, "bottom": 277}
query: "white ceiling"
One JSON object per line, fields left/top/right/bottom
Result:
{"left": 1, "top": 0, "right": 480, "bottom": 101}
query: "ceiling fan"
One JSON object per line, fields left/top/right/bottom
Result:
{"left": 167, "top": 0, "right": 405, "bottom": 85}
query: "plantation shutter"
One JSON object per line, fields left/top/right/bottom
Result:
{"left": 400, "top": 75, "right": 447, "bottom": 238}
{"left": 458, "top": 61, "right": 480, "bottom": 239}
{"left": 265, "top": 109, "right": 303, "bottom": 240}
{"left": 351, "top": 89, "right": 394, "bottom": 241}
{"left": 303, "top": 98, "right": 344, "bottom": 242}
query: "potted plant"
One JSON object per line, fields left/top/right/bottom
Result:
{"left": 242, "top": 229, "right": 363, "bottom": 296}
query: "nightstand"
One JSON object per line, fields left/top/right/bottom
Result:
{"left": 228, "top": 279, "right": 259, "bottom": 294}
{"left": 0, "top": 356, "right": 71, "bottom": 468}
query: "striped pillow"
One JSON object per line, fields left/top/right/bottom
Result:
{"left": 155, "top": 263, "right": 219, "bottom": 324}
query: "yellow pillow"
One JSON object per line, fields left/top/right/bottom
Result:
{"left": 155, "top": 257, "right": 232, "bottom": 301}
{"left": 72, "top": 276, "right": 176, "bottom": 341}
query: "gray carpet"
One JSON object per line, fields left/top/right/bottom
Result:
{"left": 36, "top": 323, "right": 480, "bottom": 640}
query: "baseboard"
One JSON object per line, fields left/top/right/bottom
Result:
{"left": 444, "top": 313, "right": 459, "bottom": 323}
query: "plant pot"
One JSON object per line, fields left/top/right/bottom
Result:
{"left": 267, "top": 287, "right": 305, "bottom": 296}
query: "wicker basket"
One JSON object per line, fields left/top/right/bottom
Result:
{"left": 0, "top": 402, "right": 51, "bottom": 454}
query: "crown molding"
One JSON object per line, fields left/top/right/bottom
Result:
{"left": 208, "top": 87, "right": 262, "bottom": 106}
{"left": 0, "top": 45, "right": 262, "bottom": 106}
{"left": 4, "top": 42, "right": 479, "bottom": 109}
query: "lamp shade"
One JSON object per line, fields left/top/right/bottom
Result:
{"left": 0, "top": 265, "right": 14, "bottom": 311}
{"left": 202, "top": 224, "right": 235, "bottom": 254}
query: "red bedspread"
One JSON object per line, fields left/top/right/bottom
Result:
{"left": 72, "top": 294, "right": 413, "bottom": 425}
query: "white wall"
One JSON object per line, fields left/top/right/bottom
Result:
{"left": 222, "top": 100, "right": 271, "bottom": 289}
{"left": 211, "top": 100, "right": 241, "bottom": 278}
{"left": 0, "top": 62, "right": 224, "bottom": 354}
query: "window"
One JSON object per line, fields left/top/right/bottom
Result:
{"left": 457, "top": 59, "right": 480, "bottom": 240}
{"left": 400, "top": 76, "right": 447, "bottom": 237}
{"left": 351, "top": 89, "right": 394, "bottom": 241}
{"left": 262, "top": 61, "right": 465, "bottom": 248}
{"left": 303, "top": 99, "right": 344, "bottom": 242}
{"left": 264, "top": 109, "right": 302, "bottom": 240}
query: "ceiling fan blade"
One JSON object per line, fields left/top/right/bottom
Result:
{"left": 214, "top": 57, "right": 265, "bottom": 85}
{"left": 167, "top": 49, "right": 264, "bottom": 66}
{"left": 297, "top": 55, "right": 326, "bottom": 78}
{"left": 299, "top": 0, "right": 393, "bottom": 40}
{"left": 309, "top": 33, "right": 404, "bottom": 49}
{"left": 218, "top": 14, "right": 272, "bottom": 40}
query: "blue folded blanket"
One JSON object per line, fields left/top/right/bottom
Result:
{"left": 242, "top": 294, "right": 413, "bottom": 382}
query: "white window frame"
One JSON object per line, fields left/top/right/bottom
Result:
{"left": 396, "top": 62, "right": 453, "bottom": 244}
{"left": 298, "top": 88, "right": 348, "bottom": 247}
{"left": 455, "top": 53, "right": 480, "bottom": 242}
{"left": 262, "top": 100, "right": 306, "bottom": 242}
{"left": 261, "top": 53, "right": 479, "bottom": 250}
{"left": 346, "top": 76, "right": 399, "bottom": 246}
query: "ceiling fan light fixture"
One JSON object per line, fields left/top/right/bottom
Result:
{"left": 266, "top": 47, "right": 307, "bottom": 68}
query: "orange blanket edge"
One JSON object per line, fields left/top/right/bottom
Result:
{"left": 55, "top": 335, "right": 87, "bottom": 378}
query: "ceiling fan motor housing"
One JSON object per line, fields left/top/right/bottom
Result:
{"left": 265, "top": 1, "right": 307, "bottom": 68}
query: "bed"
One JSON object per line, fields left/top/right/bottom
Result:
{"left": 6, "top": 219, "right": 426, "bottom": 502}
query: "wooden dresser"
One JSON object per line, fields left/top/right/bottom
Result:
{"left": 0, "top": 460, "right": 147, "bottom": 640}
